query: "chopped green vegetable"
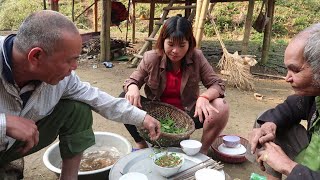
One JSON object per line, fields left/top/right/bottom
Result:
{"left": 154, "top": 153, "right": 182, "bottom": 167}
{"left": 159, "top": 115, "right": 186, "bottom": 134}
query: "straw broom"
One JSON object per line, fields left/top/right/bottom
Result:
{"left": 207, "top": 11, "right": 256, "bottom": 91}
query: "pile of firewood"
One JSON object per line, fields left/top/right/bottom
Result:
{"left": 81, "top": 37, "right": 130, "bottom": 59}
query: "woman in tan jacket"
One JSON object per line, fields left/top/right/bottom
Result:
{"left": 122, "top": 16, "right": 229, "bottom": 154}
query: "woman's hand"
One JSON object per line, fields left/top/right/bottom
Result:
{"left": 193, "top": 96, "right": 219, "bottom": 123}
{"left": 257, "top": 142, "right": 297, "bottom": 175}
{"left": 125, "top": 84, "right": 142, "bottom": 108}
{"left": 249, "top": 122, "right": 277, "bottom": 154}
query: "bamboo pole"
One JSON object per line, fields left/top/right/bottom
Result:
{"left": 195, "top": 0, "right": 209, "bottom": 48}
{"left": 261, "top": 0, "right": 275, "bottom": 64}
{"left": 193, "top": 0, "right": 203, "bottom": 35}
{"left": 241, "top": 0, "right": 254, "bottom": 55}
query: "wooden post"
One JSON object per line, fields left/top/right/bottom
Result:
{"left": 43, "top": 0, "right": 47, "bottom": 10}
{"left": 261, "top": 0, "right": 275, "bottom": 64}
{"left": 241, "top": 0, "right": 254, "bottom": 55}
{"left": 185, "top": 0, "right": 192, "bottom": 18}
{"left": 106, "top": 0, "right": 111, "bottom": 61}
{"left": 72, "top": 0, "right": 75, "bottom": 22}
{"left": 94, "top": 0, "right": 98, "bottom": 32}
{"left": 132, "top": 0, "right": 136, "bottom": 43}
{"left": 51, "top": 0, "right": 59, "bottom": 11}
{"left": 195, "top": 0, "right": 209, "bottom": 48}
{"left": 148, "top": 1, "right": 156, "bottom": 50}
{"left": 100, "top": 0, "right": 111, "bottom": 62}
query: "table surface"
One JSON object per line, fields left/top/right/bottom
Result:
{"left": 109, "top": 147, "right": 227, "bottom": 180}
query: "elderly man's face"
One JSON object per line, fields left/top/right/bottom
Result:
{"left": 37, "top": 32, "right": 82, "bottom": 85}
{"left": 284, "top": 38, "right": 320, "bottom": 96}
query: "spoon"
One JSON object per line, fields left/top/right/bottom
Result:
{"left": 154, "top": 140, "right": 168, "bottom": 155}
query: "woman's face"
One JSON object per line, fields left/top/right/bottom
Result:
{"left": 164, "top": 38, "right": 189, "bottom": 63}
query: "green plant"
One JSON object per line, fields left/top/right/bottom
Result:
{"left": 204, "top": 22, "right": 215, "bottom": 37}
{"left": 0, "top": 0, "right": 42, "bottom": 30}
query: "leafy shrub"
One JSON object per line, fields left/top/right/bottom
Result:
{"left": 0, "top": 0, "right": 42, "bottom": 30}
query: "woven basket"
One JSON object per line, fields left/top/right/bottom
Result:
{"left": 138, "top": 101, "right": 195, "bottom": 147}
{"left": 210, "top": 135, "right": 249, "bottom": 164}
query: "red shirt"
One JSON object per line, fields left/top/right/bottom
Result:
{"left": 160, "top": 70, "right": 183, "bottom": 110}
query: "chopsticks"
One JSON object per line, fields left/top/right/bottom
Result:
{"left": 168, "top": 158, "right": 224, "bottom": 180}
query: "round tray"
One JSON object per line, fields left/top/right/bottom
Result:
{"left": 109, "top": 147, "right": 225, "bottom": 180}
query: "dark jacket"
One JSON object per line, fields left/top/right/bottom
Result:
{"left": 258, "top": 95, "right": 320, "bottom": 179}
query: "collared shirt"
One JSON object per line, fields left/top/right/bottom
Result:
{"left": 0, "top": 35, "right": 146, "bottom": 151}
{"left": 2, "top": 35, "right": 40, "bottom": 107}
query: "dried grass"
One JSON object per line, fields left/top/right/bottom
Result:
{"left": 208, "top": 12, "right": 256, "bottom": 91}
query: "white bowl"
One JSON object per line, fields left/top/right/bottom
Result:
{"left": 119, "top": 172, "right": 148, "bottom": 180}
{"left": 222, "top": 135, "right": 240, "bottom": 148}
{"left": 43, "top": 131, "right": 132, "bottom": 180}
{"left": 180, "top": 139, "right": 202, "bottom": 156}
{"left": 152, "top": 152, "right": 184, "bottom": 177}
{"left": 195, "top": 168, "right": 225, "bottom": 180}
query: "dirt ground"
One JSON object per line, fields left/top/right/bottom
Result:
{"left": 21, "top": 59, "right": 293, "bottom": 180}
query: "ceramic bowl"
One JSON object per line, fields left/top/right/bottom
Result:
{"left": 180, "top": 139, "right": 202, "bottom": 156}
{"left": 152, "top": 152, "right": 184, "bottom": 177}
{"left": 119, "top": 172, "right": 148, "bottom": 180}
{"left": 222, "top": 135, "right": 240, "bottom": 148}
{"left": 195, "top": 168, "right": 225, "bottom": 180}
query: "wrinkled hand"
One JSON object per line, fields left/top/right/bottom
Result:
{"left": 249, "top": 122, "right": 277, "bottom": 154}
{"left": 6, "top": 115, "right": 39, "bottom": 155}
{"left": 257, "top": 142, "right": 297, "bottom": 175}
{"left": 125, "top": 84, "right": 142, "bottom": 108}
{"left": 193, "top": 97, "right": 219, "bottom": 123}
{"left": 142, "top": 114, "right": 161, "bottom": 141}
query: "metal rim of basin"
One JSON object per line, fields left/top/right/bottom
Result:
{"left": 42, "top": 131, "right": 132, "bottom": 175}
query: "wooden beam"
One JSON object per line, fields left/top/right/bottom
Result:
{"left": 163, "top": 5, "right": 196, "bottom": 10}
{"left": 261, "top": 0, "right": 275, "bottom": 64}
{"left": 134, "top": 0, "right": 196, "bottom": 3}
{"left": 241, "top": 0, "right": 254, "bottom": 54}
